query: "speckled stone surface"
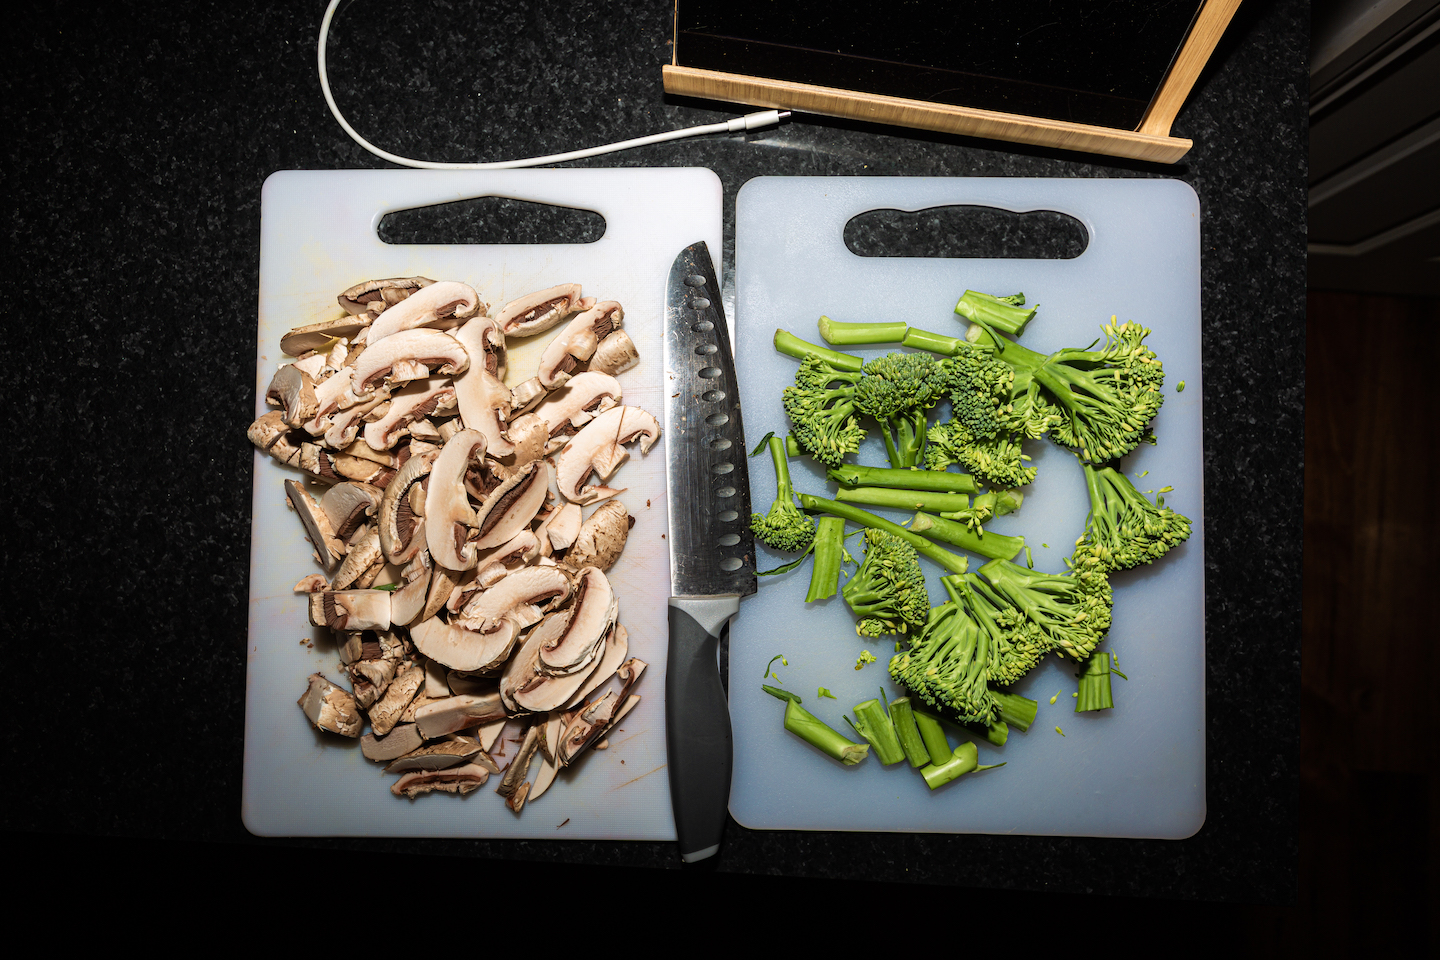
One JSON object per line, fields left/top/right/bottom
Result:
{"left": 4, "top": 0, "right": 1305, "bottom": 903}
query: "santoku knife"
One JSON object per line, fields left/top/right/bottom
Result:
{"left": 662, "top": 241, "right": 756, "bottom": 863}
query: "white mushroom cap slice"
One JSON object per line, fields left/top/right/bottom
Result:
{"left": 544, "top": 501, "right": 582, "bottom": 552}
{"left": 452, "top": 361, "right": 515, "bottom": 458}
{"left": 366, "top": 280, "right": 482, "bottom": 344}
{"left": 472, "top": 460, "right": 548, "bottom": 550}
{"left": 320, "top": 481, "right": 383, "bottom": 543}
{"left": 496, "top": 724, "right": 543, "bottom": 810}
{"left": 553, "top": 405, "right": 661, "bottom": 505}
{"left": 509, "top": 376, "right": 548, "bottom": 416}
{"left": 410, "top": 615, "right": 518, "bottom": 673}
{"left": 364, "top": 378, "right": 456, "bottom": 451}
{"left": 284, "top": 480, "right": 343, "bottom": 573}
{"left": 388, "top": 552, "right": 433, "bottom": 627}
{"left": 298, "top": 673, "right": 363, "bottom": 738}
{"left": 537, "top": 301, "right": 623, "bottom": 389}
{"left": 339, "top": 276, "right": 434, "bottom": 317}
{"left": 497, "top": 283, "right": 583, "bottom": 338}
{"left": 456, "top": 565, "right": 573, "bottom": 634}
{"left": 281, "top": 316, "right": 370, "bottom": 356}
{"left": 588, "top": 329, "right": 640, "bottom": 376}
{"left": 390, "top": 762, "right": 493, "bottom": 798}
{"left": 564, "top": 500, "right": 630, "bottom": 572}
{"left": 530, "top": 372, "right": 623, "bottom": 452}
{"left": 425, "top": 429, "right": 486, "bottom": 572}
{"left": 538, "top": 567, "right": 616, "bottom": 677}
{"left": 369, "top": 662, "right": 426, "bottom": 738}
{"left": 413, "top": 690, "right": 507, "bottom": 739}
{"left": 361, "top": 722, "right": 424, "bottom": 762}
{"left": 267, "top": 364, "right": 320, "bottom": 427}
{"left": 331, "top": 526, "right": 383, "bottom": 590}
{"left": 308, "top": 590, "right": 391, "bottom": 632}
{"left": 564, "top": 623, "right": 630, "bottom": 711}
{"left": 379, "top": 452, "right": 436, "bottom": 565}
{"left": 350, "top": 328, "right": 470, "bottom": 396}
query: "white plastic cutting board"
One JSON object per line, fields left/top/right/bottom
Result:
{"left": 243, "top": 168, "right": 721, "bottom": 839}
{"left": 730, "top": 177, "right": 1206, "bottom": 838}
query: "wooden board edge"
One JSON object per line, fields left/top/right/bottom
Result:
{"left": 662, "top": 65, "right": 1193, "bottom": 164}
{"left": 1138, "top": 0, "right": 1245, "bottom": 136}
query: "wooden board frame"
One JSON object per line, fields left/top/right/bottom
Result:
{"left": 663, "top": 0, "right": 1242, "bottom": 164}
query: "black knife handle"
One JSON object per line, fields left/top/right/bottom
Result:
{"left": 665, "top": 601, "right": 733, "bottom": 862}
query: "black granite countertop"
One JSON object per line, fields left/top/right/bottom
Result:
{"left": 4, "top": 0, "right": 1305, "bottom": 905}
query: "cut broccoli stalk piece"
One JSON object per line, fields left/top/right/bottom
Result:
{"left": 1075, "top": 650, "right": 1114, "bottom": 712}
{"left": 797, "top": 496, "right": 970, "bottom": 576}
{"left": 849, "top": 698, "right": 906, "bottom": 765}
{"left": 955, "top": 290, "right": 1037, "bottom": 336}
{"left": 827, "top": 465, "right": 978, "bottom": 495}
{"left": 836, "top": 486, "right": 974, "bottom": 515}
{"left": 783, "top": 698, "right": 869, "bottom": 765}
{"left": 902, "top": 327, "right": 965, "bottom": 356}
{"left": 990, "top": 687, "right": 1039, "bottom": 732}
{"left": 913, "top": 708, "right": 953, "bottom": 765}
{"left": 805, "top": 516, "right": 847, "bottom": 602}
{"left": 888, "top": 697, "right": 931, "bottom": 767}
{"left": 751, "top": 436, "right": 817, "bottom": 553}
{"left": 774, "top": 329, "right": 865, "bottom": 371}
{"left": 818, "top": 316, "right": 907, "bottom": 345}
{"left": 909, "top": 512, "right": 1027, "bottom": 562}
{"left": 920, "top": 740, "right": 1005, "bottom": 789}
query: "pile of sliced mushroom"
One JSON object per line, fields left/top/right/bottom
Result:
{"left": 252, "top": 277, "right": 652, "bottom": 810}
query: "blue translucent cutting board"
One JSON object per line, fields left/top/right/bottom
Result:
{"left": 730, "top": 177, "right": 1205, "bottom": 838}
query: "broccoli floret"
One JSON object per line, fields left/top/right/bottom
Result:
{"left": 1071, "top": 463, "right": 1192, "bottom": 573}
{"left": 856, "top": 351, "right": 954, "bottom": 469}
{"left": 842, "top": 528, "right": 930, "bottom": 637}
{"left": 972, "top": 557, "right": 1114, "bottom": 665}
{"left": 775, "top": 336, "right": 869, "bottom": 467}
{"left": 925, "top": 421, "right": 1038, "bottom": 489}
{"left": 750, "top": 435, "right": 817, "bottom": 553}
{"left": 889, "top": 577, "right": 998, "bottom": 724}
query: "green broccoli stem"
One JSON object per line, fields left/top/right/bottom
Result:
{"left": 797, "top": 495, "right": 970, "bottom": 576}
{"left": 805, "top": 516, "right": 847, "bottom": 602}
{"left": 828, "top": 465, "right": 978, "bottom": 494}
{"left": 784, "top": 698, "right": 869, "bottom": 765}
{"left": 1075, "top": 649, "right": 1114, "bottom": 712}
{"left": 901, "top": 327, "right": 965, "bottom": 356}
{"left": 850, "top": 698, "right": 906, "bottom": 765}
{"left": 774, "top": 329, "right": 864, "bottom": 372}
{"left": 767, "top": 435, "right": 796, "bottom": 503}
{"left": 920, "top": 741, "right": 977, "bottom": 789}
{"left": 974, "top": 489, "right": 1024, "bottom": 516}
{"left": 818, "top": 316, "right": 908, "bottom": 345}
{"left": 954, "top": 290, "right": 1036, "bottom": 336}
{"left": 786, "top": 435, "right": 803, "bottom": 458}
{"left": 912, "top": 709, "right": 954, "bottom": 764}
{"left": 909, "top": 511, "right": 1027, "bottom": 562}
{"left": 878, "top": 408, "right": 929, "bottom": 470}
{"left": 888, "top": 697, "right": 931, "bottom": 767}
{"left": 835, "top": 486, "right": 973, "bottom": 515}
{"left": 990, "top": 687, "right": 1039, "bottom": 731}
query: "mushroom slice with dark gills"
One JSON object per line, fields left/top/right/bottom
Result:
{"left": 425, "top": 429, "right": 486, "bottom": 572}
{"left": 563, "top": 500, "right": 630, "bottom": 572}
{"left": 350, "top": 328, "right": 469, "bottom": 397}
{"left": 563, "top": 623, "right": 629, "bottom": 711}
{"left": 385, "top": 739, "right": 497, "bottom": 774}
{"left": 557, "top": 690, "right": 623, "bottom": 766}
{"left": 538, "top": 567, "right": 616, "bottom": 678}
{"left": 537, "top": 301, "right": 624, "bottom": 389}
{"left": 530, "top": 372, "right": 623, "bottom": 454}
{"left": 454, "top": 564, "right": 573, "bottom": 635}
{"left": 284, "top": 479, "right": 343, "bottom": 573}
{"left": 308, "top": 589, "right": 390, "bottom": 632}
{"left": 452, "top": 336, "right": 515, "bottom": 458}
{"left": 452, "top": 314, "right": 508, "bottom": 380}
{"left": 366, "top": 280, "right": 483, "bottom": 344}
{"left": 298, "top": 673, "right": 363, "bottom": 738}
{"left": 379, "top": 451, "right": 437, "bottom": 565}
{"left": 280, "top": 316, "right": 371, "bottom": 357}
{"left": 364, "top": 378, "right": 457, "bottom": 451}
{"left": 320, "top": 482, "right": 384, "bottom": 544}
{"left": 471, "top": 460, "right": 548, "bottom": 551}
{"left": 496, "top": 283, "right": 584, "bottom": 338}
{"left": 391, "top": 762, "right": 493, "bottom": 799}
{"left": 553, "top": 405, "right": 661, "bottom": 505}
{"left": 338, "top": 276, "right": 434, "bottom": 318}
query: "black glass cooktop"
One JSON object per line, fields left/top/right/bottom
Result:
{"left": 674, "top": 0, "right": 1206, "bottom": 130}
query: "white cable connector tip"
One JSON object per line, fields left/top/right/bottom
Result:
{"left": 726, "top": 110, "right": 789, "bottom": 133}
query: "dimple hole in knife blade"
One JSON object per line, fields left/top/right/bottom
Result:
{"left": 844, "top": 205, "right": 1088, "bottom": 259}
{"left": 378, "top": 196, "right": 606, "bottom": 245}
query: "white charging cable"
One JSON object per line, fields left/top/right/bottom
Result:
{"left": 317, "top": 0, "right": 787, "bottom": 170}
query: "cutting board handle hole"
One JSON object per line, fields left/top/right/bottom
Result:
{"left": 844, "top": 206, "right": 1087, "bottom": 259}
{"left": 378, "top": 196, "right": 606, "bottom": 246}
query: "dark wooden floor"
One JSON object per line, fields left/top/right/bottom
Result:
{"left": 1276, "top": 290, "right": 1438, "bottom": 950}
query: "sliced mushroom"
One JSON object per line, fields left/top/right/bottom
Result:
{"left": 564, "top": 623, "right": 630, "bottom": 710}
{"left": 452, "top": 355, "right": 515, "bottom": 459}
{"left": 537, "top": 301, "right": 623, "bottom": 389}
{"left": 385, "top": 739, "right": 489, "bottom": 773}
{"left": 321, "top": 388, "right": 389, "bottom": 450}
{"left": 410, "top": 616, "right": 518, "bottom": 673}
{"left": 369, "top": 662, "right": 425, "bottom": 737}
{"left": 321, "top": 482, "right": 384, "bottom": 544}
{"left": 588, "top": 329, "right": 639, "bottom": 376}
{"left": 496, "top": 723, "right": 543, "bottom": 811}
{"left": 530, "top": 372, "right": 623, "bottom": 452}
{"left": 284, "top": 479, "right": 343, "bottom": 573}
{"left": 413, "top": 690, "right": 507, "bottom": 739}
{"left": 379, "top": 451, "right": 436, "bottom": 565}
{"left": 364, "top": 378, "right": 456, "bottom": 451}
{"left": 565, "top": 500, "right": 629, "bottom": 572}
{"left": 389, "top": 551, "right": 433, "bottom": 627}
{"left": 509, "top": 376, "right": 548, "bottom": 415}
{"left": 425, "top": 429, "right": 486, "bottom": 572}
{"left": 472, "top": 460, "right": 548, "bottom": 550}
{"left": 350, "top": 328, "right": 470, "bottom": 396}
{"left": 391, "top": 762, "right": 493, "bottom": 798}
{"left": 538, "top": 567, "right": 616, "bottom": 677}
{"left": 267, "top": 364, "right": 320, "bottom": 427}
{"left": 339, "top": 276, "right": 434, "bottom": 317}
{"left": 366, "top": 280, "right": 482, "bottom": 344}
{"left": 361, "top": 722, "right": 424, "bottom": 762}
{"left": 331, "top": 526, "right": 382, "bottom": 590}
{"left": 455, "top": 564, "right": 573, "bottom": 634}
{"left": 298, "top": 673, "right": 363, "bottom": 738}
{"left": 301, "top": 366, "right": 357, "bottom": 438}
{"left": 281, "top": 316, "right": 370, "bottom": 357}
{"left": 543, "top": 501, "right": 582, "bottom": 552}
{"left": 558, "top": 690, "right": 623, "bottom": 765}
{"left": 497, "top": 283, "right": 583, "bottom": 338}
{"left": 309, "top": 590, "right": 390, "bottom": 632}
{"left": 553, "top": 405, "right": 661, "bottom": 505}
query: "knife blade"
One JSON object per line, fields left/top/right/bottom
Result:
{"left": 662, "top": 240, "right": 756, "bottom": 863}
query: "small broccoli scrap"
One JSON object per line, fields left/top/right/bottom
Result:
{"left": 750, "top": 435, "right": 816, "bottom": 553}
{"left": 841, "top": 528, "right": 930, "bottom": 638}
